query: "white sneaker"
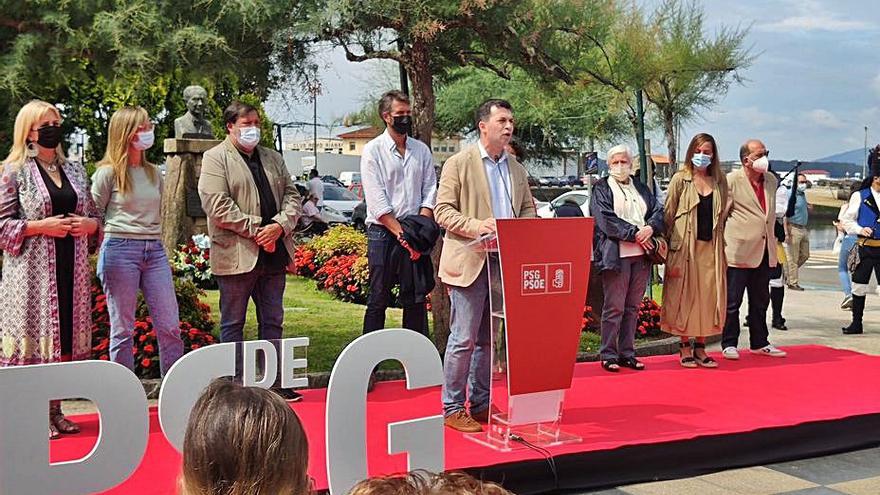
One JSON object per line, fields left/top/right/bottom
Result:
{"left": 750, "top": 345, "right": 787, "bottom": 358}
{"left": 722, "top": 347, "right": 740, "bottom": 360}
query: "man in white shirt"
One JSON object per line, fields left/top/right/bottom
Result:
{"left": 360, "top": 90, "right": 438, "bottom": 337}
{"left": 308, "top": 168, "right": 324, "bottom": 210}
{"left": 300, "top": 194, "right": 327, "bottom": 234}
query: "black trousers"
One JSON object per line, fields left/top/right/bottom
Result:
{"left": 363, "top": 225, "right": 429, "bottom": 336}
{"left": 722, "top": 250, "right": 771, "bottom": 350}
{"left": 852, "top": 244, "right": 880, "bottom": 290}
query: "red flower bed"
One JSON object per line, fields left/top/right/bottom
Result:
{"left": 637, "top": 297, "right": 663, "bottom": 337}
{"left": 581, "top": 303, "right": 598, "bottom": 331}
{"left": 582, "top": 298, "right": 663, "bottom": 339}
{"left": 291, "top": 245, "right": 319, "bottom": 278}
{"left": 313, "top": 254, "right": 369, "bottom": 304}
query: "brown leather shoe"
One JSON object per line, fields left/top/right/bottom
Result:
{"left": 444, "top": 410, "right": 482, "bottom": 433}
{"left": 471, "top": 404, "right": 502, "bottom": 423}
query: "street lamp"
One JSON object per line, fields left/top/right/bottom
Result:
{"left": 307, "top": 81, "right": 322, "bottom": 174}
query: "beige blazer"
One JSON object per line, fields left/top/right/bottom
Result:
{"left": 724, "top": 168, "right": 777, "bottom": 269}
{"left": 198, "top": 137, "right": 302, "bottom": 276}
{"left": 435, "top": 145, "right": 537, "bottom": 288}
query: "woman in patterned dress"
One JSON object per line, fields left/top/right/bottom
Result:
{"left": 0, "top": 100, "right": 100, "bottom": 439}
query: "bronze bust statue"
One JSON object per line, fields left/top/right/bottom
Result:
{"left": 174, "top": 85, "right": 215, "bottom": 139}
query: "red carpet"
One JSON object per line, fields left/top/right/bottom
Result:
{"left": 48, "top": 345, "right": 880, "bottom": 494}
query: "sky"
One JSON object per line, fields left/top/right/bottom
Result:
{"left": 265, "top": 0, "right": 880, "bottom": 162}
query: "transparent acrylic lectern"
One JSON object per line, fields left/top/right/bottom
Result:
{"left": 463, "top": 232, "right": 582, "bottom": 452}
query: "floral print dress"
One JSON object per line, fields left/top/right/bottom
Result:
{"left": 0, "top": 158, "right": 99, "bottom": 365}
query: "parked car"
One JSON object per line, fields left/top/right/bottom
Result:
{"left": 562, "top": 175, "right": 584, "bottom": 187}
{"left": 536, "top": 190, "right": 591, "bottom": 218}
{"left": 320, "top": 206, "right": 348, "bottom": 225}
{"left": 352, "top": 201, "right": 367, "bottom": 230}
{"left": 295, "top": 182, "right": 348, "bottom": 225}
{"left": 321, "top": 175, "right": 345, "bottom": 187}
{"left": 339, "top": 171, "right": 362, "bottom": 187}
{"left": 542, "top": 176, "right": 569, "bottom": 187}
{"left": 322, "top": 184, "right": 361, "bottom": 222}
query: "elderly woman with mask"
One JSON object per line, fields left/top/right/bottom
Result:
{"left": 589, "top": 145, "right": 664, "bottom": 372}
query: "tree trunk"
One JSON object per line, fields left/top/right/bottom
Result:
{"left": 404, "top": 40, "right": 451, "bottom": 353}
{"left": 429, "top": 240, "right": 450, "bottom": 355}
{"left": 663, "top": 109, "right": 677, "bottom": 178}
{"left": 406, "top": 39, "right": 435, "bottom": 148}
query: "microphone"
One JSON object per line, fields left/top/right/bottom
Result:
{"left": 498, "top": 163, "right": 518, "bottom": 219}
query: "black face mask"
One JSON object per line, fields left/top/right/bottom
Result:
{"left": 36, "top": 125, "right": 63, "bottom": 149}
{"left": 390, "top": 115, "right": 412, "bottom": 136}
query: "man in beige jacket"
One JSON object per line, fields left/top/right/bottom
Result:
{"left": 198, "top": 102, "right": 302, "bottom": 397}
{"left": 435, "top": 99, "right": 536, "bottom": 432}
{"left": 721, "top": 139, "right": 787, "bottom": 360}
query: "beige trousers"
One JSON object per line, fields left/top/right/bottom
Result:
{"left": 786, "top": 224, "right": 810, "bottom": 285}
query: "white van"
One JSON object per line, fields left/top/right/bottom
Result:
{"left": 339, "top": 171, "right": 361, "bottom": 187}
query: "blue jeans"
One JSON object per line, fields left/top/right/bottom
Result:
{"left": 442, "top": 264, "right": 491, "bottom": 417}
{"left": 215, "top": 266, "right": 286, "bottom": 343}
{"left": 97, "top": 238, "right": 183, "bottom": 375}
{"left": 839, "top": 234, "right": 856, "bottom": 297}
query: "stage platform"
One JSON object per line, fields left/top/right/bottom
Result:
{"left": 50, "top": 345, "right": 880, "bottom": 494}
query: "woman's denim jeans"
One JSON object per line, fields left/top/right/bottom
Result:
{"left": 839, "top": 234, "right": 856, "bottom": 297}
{"left": 97, "top": 238, "right": 183, "bottom": 375}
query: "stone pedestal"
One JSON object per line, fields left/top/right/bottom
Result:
{"left": 162, "top": 138, "right": 221, "bottom": 258}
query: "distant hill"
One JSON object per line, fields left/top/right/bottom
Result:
{"left": 770, "top": 160, "right": 863, "bottom": 179}
{"left": 815, "top": 148, "right": 866, "bottom": 165}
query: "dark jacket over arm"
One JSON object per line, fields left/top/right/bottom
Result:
{"left": 392, "top": 215, "right": 441, "bottom": 305}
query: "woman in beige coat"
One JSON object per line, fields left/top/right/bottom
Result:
{"left": 661, "top": 133, "right": 729, "bottom": 368}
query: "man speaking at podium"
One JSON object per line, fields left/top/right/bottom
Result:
{"left": 435, "top": 99, "right": 537, "bottom": 433}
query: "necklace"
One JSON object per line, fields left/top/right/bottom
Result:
{"left": 36, "top": 157, "right": 59, "bottom": 173}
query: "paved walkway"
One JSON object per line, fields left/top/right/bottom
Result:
{"left": 575, "top": 447, "right": 880, "bottom": 495}
{"left": 572, "top": 285, "right": 880, "bottom": 495}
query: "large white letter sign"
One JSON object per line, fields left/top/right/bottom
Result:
{"left": 325, "top": 329, "right": 444, "bottom": 495}
{"left": 0, "top": 361, "right": 149, "bottom": 495}
{"left": 158, "top": 342, "right": 236, "bottom": 452}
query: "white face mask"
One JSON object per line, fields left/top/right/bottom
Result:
{"left": 238, "top": 126, "right": 261, "bottom": 150}
{"left": 797, "top": 183, "right": 807, "bottom": 192}
{"left": 132, "top": 129, "right": 154, "bottom": 151}
{"left": 609, "top": 164, "right": 632, "bottom": 182}
{"left": 750, "top": 156, "right": 769, "bottom": 173}
{"left": 691, "top": 153, "right": 711, "bottom": 169}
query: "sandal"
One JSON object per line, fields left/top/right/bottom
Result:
{"left": 601, "top": 359, "right": 620, "bottom": 372}
{"left": 50, "top": 402, "right": 80, "bottom": 435}
{"left": 49, "top": 422, "right": 61, "bottom": 441}
{"left": 679, "top": 341, "right": 698, "bottom": 368}
{"left": 620, "top": 357, "right": 645, "bottom": 371}
{"left": 693, "top": 342, "right": 719, "bottom": 368}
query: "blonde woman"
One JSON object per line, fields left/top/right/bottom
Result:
{"left": 661, "top": 133, "right": 729, "bottom": 368}
{"left": 0, "top": 100, "right": 100, "bottom": 439}
{"left": 180, "top": 380, "right": 311, "bottom": 495}
{"left": 92, "top": 107, "right": 183, "bottom": 376}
